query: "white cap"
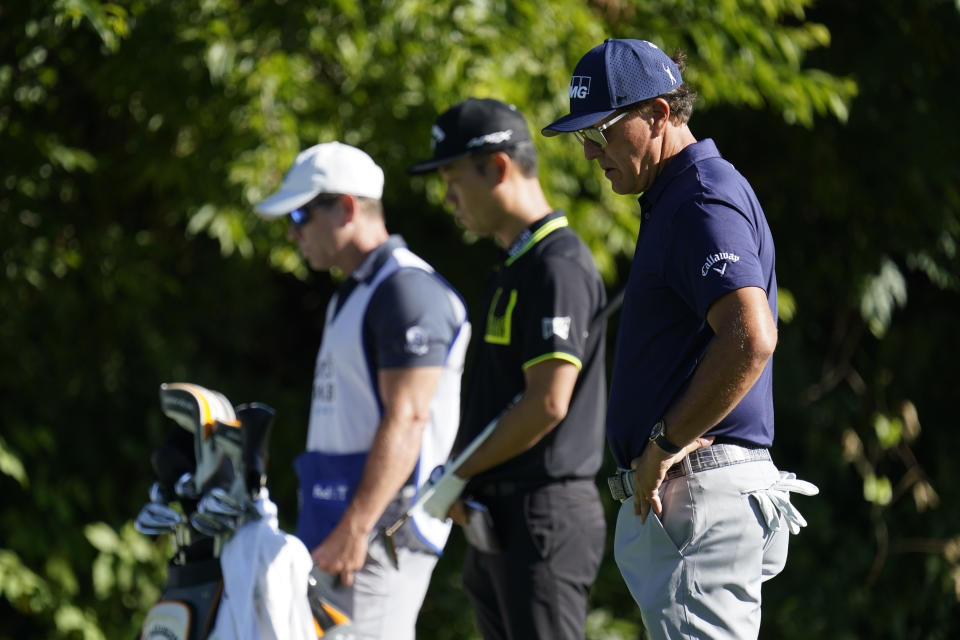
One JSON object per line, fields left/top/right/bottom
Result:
{"left": 254, "top": 142, "right": 385, "bottom": 217}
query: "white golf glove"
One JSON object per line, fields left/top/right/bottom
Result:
{"left": 418, "top": 464, "right": 468, "bottom": 520}
{"left": 746, "top": 471, "right": 819, "bottom": 535}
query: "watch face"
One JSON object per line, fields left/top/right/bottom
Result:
{"left": 650, "top": 420, "right": 664, "bottom": 439}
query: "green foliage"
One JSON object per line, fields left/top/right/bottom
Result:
{"left": 2, "top": 0, "right": 959, "bottom": 638}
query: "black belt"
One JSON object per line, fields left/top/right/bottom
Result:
{"left": 607, "top": 444, "right": 772, "bottom": 503}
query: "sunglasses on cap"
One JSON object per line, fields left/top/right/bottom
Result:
{"left": 574, "top": 111, "right": 628, "bottom": 149}
{"left": 288, "top": 194, "right": 342, "bottom": 228}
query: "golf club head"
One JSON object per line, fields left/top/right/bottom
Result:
{"left": 236, "top": 402, "right": 275, "bottom": 495}
{"left": 151, "top": 439, "right": 194, "bottom": 495}
{"left": 149, "top": 481, "right": 172, "bottom": 504}
{"left": 175, "top": 472, "right": 200, "bottom": 500}
{"left": 136, "top": 502, "right": 184, "bottom": 535}
{"left": 194, "top": 450, "right": 237, "bottom": 498}
{"left": 198, "top": 488, "right": 248, "bottom": 519}
{"left": 189, "top": 510, "right": 236, "bottom": 538}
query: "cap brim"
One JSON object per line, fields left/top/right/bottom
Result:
{"left": 253, "top": 188, "right": 320, "bottom": 218}
{"left": 541, "top": 108, "right": 617, "bottom": 137}
{"left": 406, "top": 150, "right": 472, "bottom": 175}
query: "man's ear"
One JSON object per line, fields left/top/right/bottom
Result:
{"left": 338, "top": 194, "right": 357, "bottom": 223}
{"left": 489, "top": 151, "right": 510, "bottom": 185}
{"left": 649, "top": 98, "right": 671, "bottom": 136}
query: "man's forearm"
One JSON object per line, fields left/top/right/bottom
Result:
{"left": 339, "top": 411, "right": 426, "bottom": 536}
{"left": 456, "top": 359, "right": 579, "bottom": 479}
{"left": 455, "top": 394, "right": 561, "bottom": 478}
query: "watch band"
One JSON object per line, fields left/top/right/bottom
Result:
{"left": 649, "top": 420, "right": 682, "bottom": 454}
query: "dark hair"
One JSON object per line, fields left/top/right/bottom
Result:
{"left": 661, "top": 50, "right": 697, "bottom": 124}
{"left": 625, "top": 50, "right": 697, "bottom": 124}
{"left": 472, "top": 140, "right": 539, "bottom": 178}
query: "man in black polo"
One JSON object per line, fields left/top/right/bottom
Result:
{"left": 407, "top": 98, "right": 607, "bottom": 640}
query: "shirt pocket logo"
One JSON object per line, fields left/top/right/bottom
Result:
{"left": 484, "top": 287, "right": 518, "bottom": 345}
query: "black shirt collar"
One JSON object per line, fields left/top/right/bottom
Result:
{"left": 504, "top": 210, "right": 566, "bottom": 262}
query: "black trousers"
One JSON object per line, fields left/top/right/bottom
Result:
{"left": 462, "top": 478, "right": 606, "bottom": 640}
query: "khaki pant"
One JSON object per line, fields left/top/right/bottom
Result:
{"left": 613, "top": 460, "right": 790, "bottom": 640}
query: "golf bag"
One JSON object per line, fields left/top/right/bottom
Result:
{"left": 135, "top": 382, "right": 351, "bottom": 640}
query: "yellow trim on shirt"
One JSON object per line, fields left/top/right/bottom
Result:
{"left": 522, "top": 352, "right": 583, "bottom": 371}
{"left": 504, "top": 217, "right": 569, "bottom": 266}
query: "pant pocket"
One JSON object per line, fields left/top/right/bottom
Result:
{"left": 523, "top": 489, "right": 555, "bottom": 560}
{"left": 614, "top": 503, "right": 684, "bottom": 613}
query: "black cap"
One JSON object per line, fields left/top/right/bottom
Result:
{"left": 407, "top": 98, "right": 532, "bottom": 175}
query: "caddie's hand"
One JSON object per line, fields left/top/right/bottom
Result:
{"left": 631, "top": 436, "right": 714, "bottom": 524}
{"left": 420, "top": 464, "right": 468, "bottom": 520}
{"left": 311, "top": 519, "right": 369, "bottom": 587}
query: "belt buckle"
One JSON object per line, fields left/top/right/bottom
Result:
{"left": 607, "top": 471, "right": 632, "bottom": 503}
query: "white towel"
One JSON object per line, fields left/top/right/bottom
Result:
{"left": 208, "top": 490, "right": 316, "bottom": 640}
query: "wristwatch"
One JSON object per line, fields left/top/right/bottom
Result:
{"left": 649, "top": 419, "right": 682, "bottom": 454}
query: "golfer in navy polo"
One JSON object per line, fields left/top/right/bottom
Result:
{"left": 543, "top": 39, "right": 818, "bottom": 639}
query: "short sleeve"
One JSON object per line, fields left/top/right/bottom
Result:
{"left": 517, "top": 256, "right": 600, "bottom": 371}
{"left": 665, "top": 201, "right": 766, "bottom": 319}
{"left": 365, "top": 269, "right": 463, "bottom": 369}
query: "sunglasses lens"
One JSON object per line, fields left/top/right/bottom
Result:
{"left": 289, "top": 208, "right": 308, "bottom": 226}
{"left": 584, "top": 129, "right": 606, "bottom": 147}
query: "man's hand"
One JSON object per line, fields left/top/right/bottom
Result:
{"left": 419, "top": 464, "right": 467, "bottom": 520}
{"left": 630, "top": 436, "right": 714, "bottom": 523}
{"left": 310, "top": 520, "right": 370, "bottom": 586}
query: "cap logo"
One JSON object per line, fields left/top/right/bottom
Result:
{"left": 466, "top": 129, "right": 513, "bottom": 148}
{"left": 661, "top": 63, "right": 676, "bottom": 85}
{"left": 430, "top": 125, "right": 446, "bottom": 150}
{"left": 569, "top": 75, "right": 591, "bottom": 100}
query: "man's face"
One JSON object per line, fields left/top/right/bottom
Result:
{"left": 581, "top": 106, "right": 660, "bottom": 195}
{"left": 438, "top": 155, "right": 500, "bottom": 238}
{"left": 287, "top": 196, "right": 347, "bottom": 271}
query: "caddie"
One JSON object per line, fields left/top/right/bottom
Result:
{"left": 543, "top": 38, "right": 818, "bottom": 639}
{"left": 254, "top": 141, "right": 470, "bottom": 640}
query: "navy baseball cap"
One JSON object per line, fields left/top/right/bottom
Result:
{"left": 407, "top": 98, "right": 532, "bottom": 174}
{"left": 541, "top": 38, "right": 682, "bottom": 136}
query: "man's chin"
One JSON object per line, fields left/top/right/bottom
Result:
{"left": 607, "top": 179, "right": 630, "bottom": 195}
{"left": 607, "top": 176, "right": 641, "bottom": 196}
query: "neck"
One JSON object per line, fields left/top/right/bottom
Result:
{"left": 339, "top": 222, "right": 389, "bottom": 276}
{"left": 493, "top": 177, "right": 554, "bottom": 248}
{"left": 657, "top": 124, "right": 697, "bottom": 175}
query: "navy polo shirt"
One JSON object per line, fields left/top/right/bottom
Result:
{"left": 606, "top": 139, "right": 778, "bottom": 468}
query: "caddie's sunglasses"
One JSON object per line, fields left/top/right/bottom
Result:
{"left": 575, "top": 111, "right": 629, "bottom": 149}
{"left": 288, "top": 195, "right": 342, "bottom": 228}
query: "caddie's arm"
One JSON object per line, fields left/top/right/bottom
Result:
{"left": 631, "top": 285, "right": 777, "bottom": 522}
{"left": 456, "top": 358, "right": 579, "bottom": 479}
{"left": 311, "top": 365, "right": 442, "bottom": 585}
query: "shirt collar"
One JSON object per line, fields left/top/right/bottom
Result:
{"left": 349, "top": 234, "right": 407, "bottom": 285}
{"left": 331, "top": 234, "right": 407, "bottom": 318}
{"left": 504, "top": 211, "right": 568, "bottom": 266}
{"left": 638, "top": 138, "right": 721, "bottom": 217}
